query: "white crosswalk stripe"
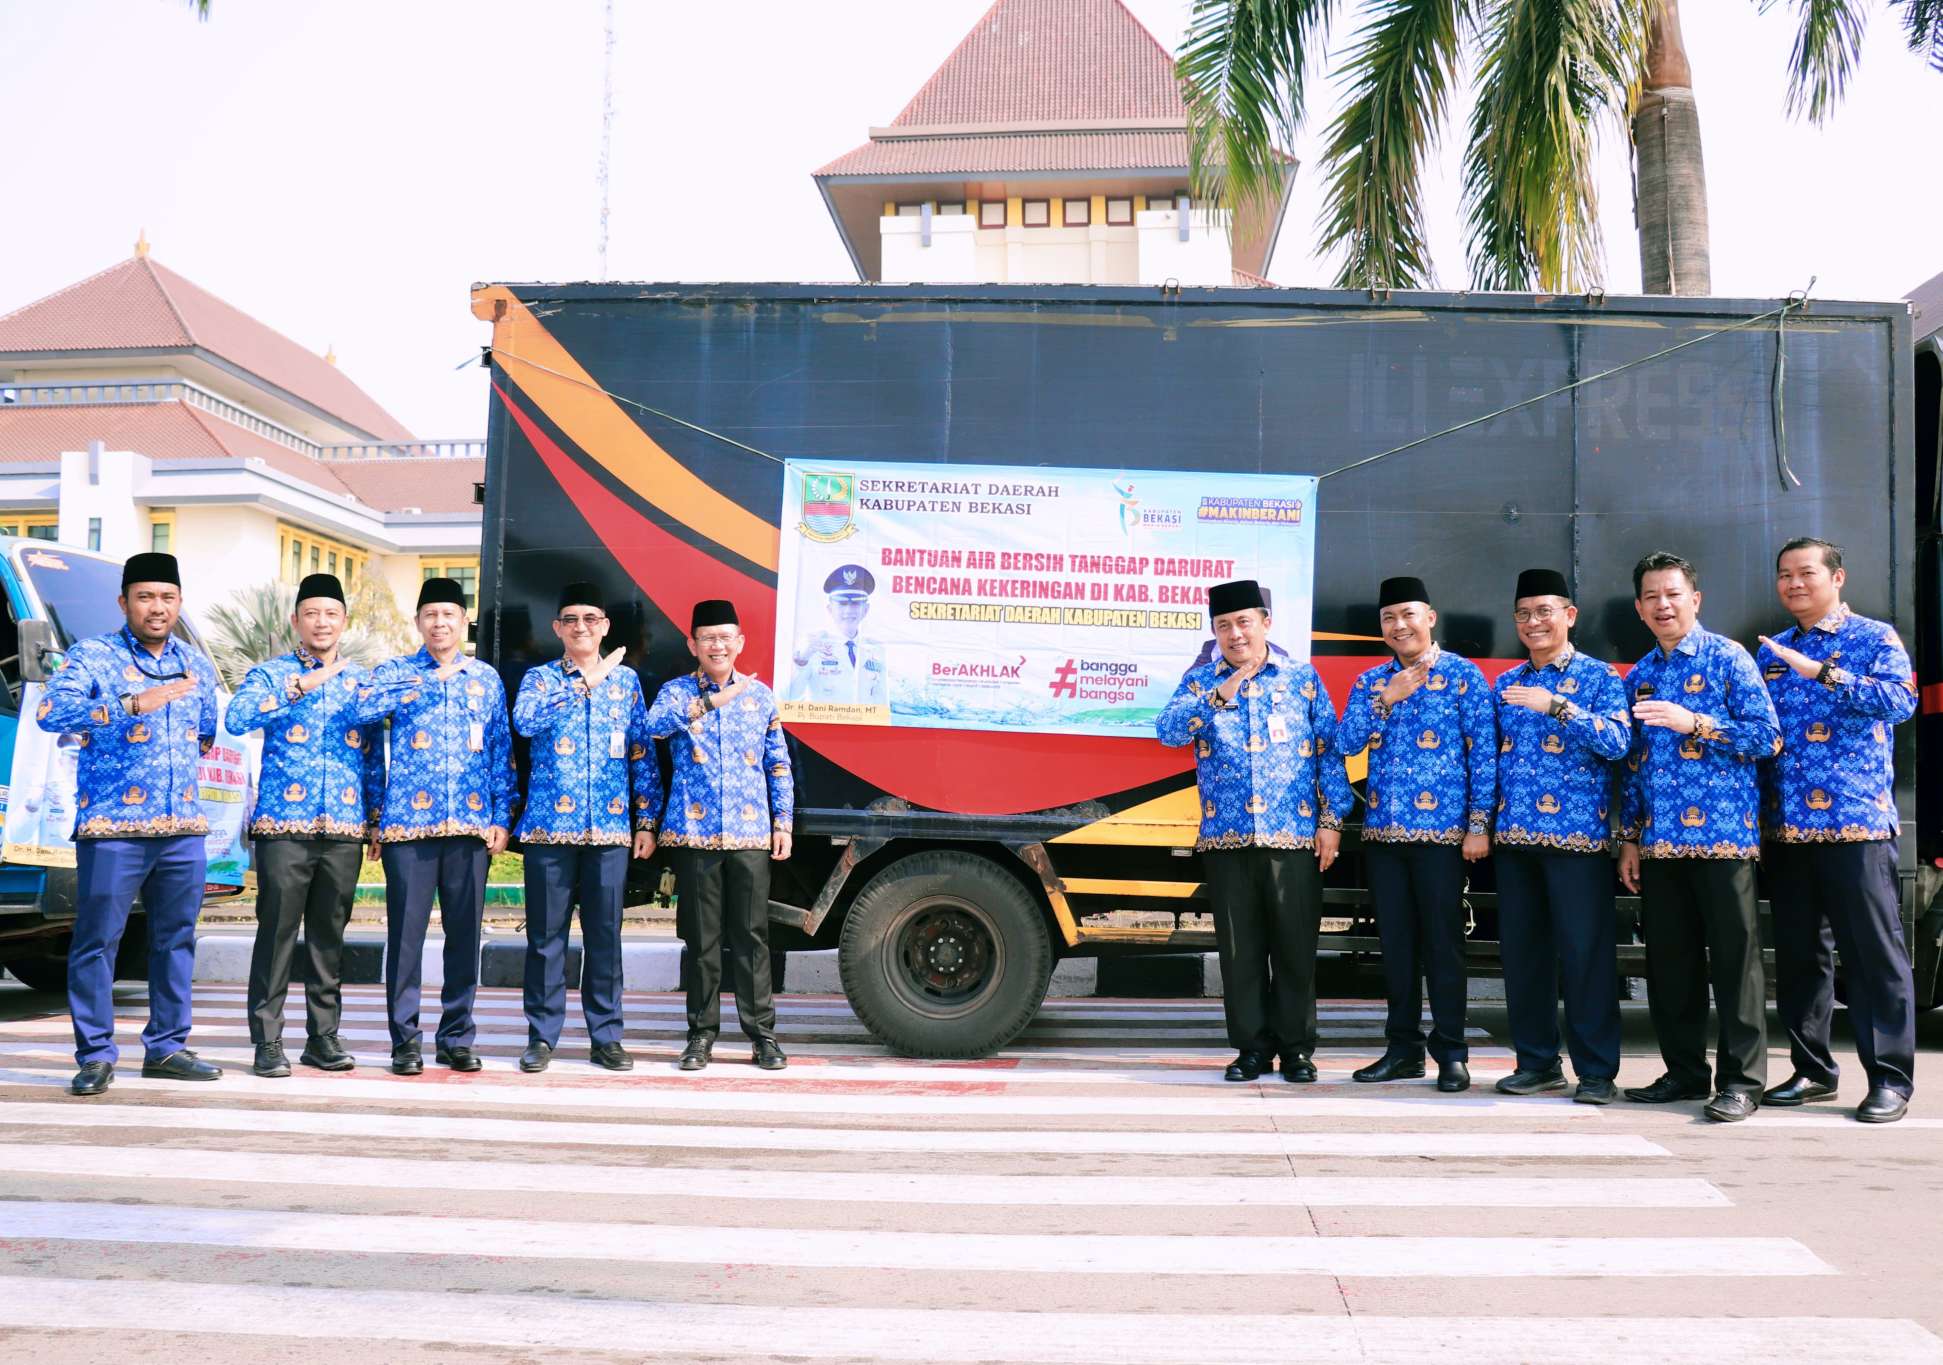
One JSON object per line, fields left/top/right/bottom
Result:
{"left": 0, "top": 981, "right": 1936, "bottom": 1362}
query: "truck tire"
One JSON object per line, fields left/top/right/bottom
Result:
{"left": 3, "top": 950, "right": 69, "bottom": 994}
{"left": 839, "top": 851, "right": 1052, "bottom": 1059}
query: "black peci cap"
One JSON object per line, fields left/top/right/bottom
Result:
{"left": 296, "top": 573, "right": 344, "bottom": 607}
{"left": 1514, "top": 568, "right": 1571, "bottom": 602}
{"left": 690, "top": 599, "right": 739, "bottom": 633}
{"left": 1377, "top": 576, "right": 1429, "bottom": 610}
{"left": 556, "top": 580, "right": 605, "bottom": 615}
{"left": 121, "top": 552, "right": 180, "bottom": 591}
{"left": 417, "top": 577, "right": 467, "bottom": 611}
{"left": 1206, "top": 579, "right": 1266, "bottom": 620}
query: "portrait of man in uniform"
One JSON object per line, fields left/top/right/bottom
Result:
{"left": 789, "top": 563, "right": 887, "bottom": 704}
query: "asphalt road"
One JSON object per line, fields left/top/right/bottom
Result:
{"left": 1, "top": 974, "right": 1940, "bottom": 1364}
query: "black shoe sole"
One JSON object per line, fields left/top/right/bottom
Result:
{"left": 1855, "top": 1106, "right": 1908, "bottom": 1124}
{"left": 756, "top": 1059, "right": 787, "bottom": 1071}
{"left": 141, "top": 1069, "right": 222, "bottom": 1081}
{"left": 1282, "top": 1070, "right": 1317, "bottom": 1084}
{"left": 1437, "top": 1076, "right": 1472, "bottom": 1093}
{"left": 591, "top": 1055, "right": 635, "bottom": 1072}
{"left": 1574, "top": 1088, "right": 1617, "bottom": 1106}
{"left": 1353, "top": 1067, "right": 1426, "bottom": 1083}
{"left": 436, "top": 1056, "right": 483, "bottom": 1073}
{"left": 300, "top": 1055, "right": 356, "bottom": 1072}
{"left": 391, "top": 1058, "right": 423, "bottom": 1076}
{"left": 1495, "top": 1079, "right": 1568, "bottom": 1096}
{"left": 252, "top": 1064, "right": 291, "bottom": 1078}
{"left": 1222, "top": 1070, "right": 1262, "bottom": 1082}
{"left": 69, "top": 1076, "right": 113, "bottom": 1097}
{"left": 519, "top": 1058, "right": 551, "bottom": 1073}
{"left": 1704, "top": 1105, "right": 1755, "bottom": 1123}
{"left": 1762, "top": 1090, "right": 1839, "bottom": 1107}
{"left": 1623, "top": 1089, "right": 1709, "bottom": 1103}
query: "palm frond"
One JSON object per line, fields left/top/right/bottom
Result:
{"left": 1180, "top": 0, "right": 1334, "bottom": 220}
{"left": 1315, "top": 0, "right": 1474, "bottom": 289}
{"left": 1461, "top": 0, "right": 1645, "bottom": 292}
{"left": 1765, "top": 0, "right": 1870, "bottom": 123}
{"left": 202, "top": 580, "right": 400, "bottom": 689}
{"left": 1894, "top": 0, "right": 1943, "bottom": 70}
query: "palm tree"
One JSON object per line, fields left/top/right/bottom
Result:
{"left": 202, "top": 581, "right": 399, "bottom": 689}
{"left": 1182, "top": 0, "right": 1943, "bottom": 295}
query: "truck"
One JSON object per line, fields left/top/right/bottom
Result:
{"left": 0, "top": 537, "right": 247, "bottom": 991}
{"left": 471, "top": 280, "right": 1937, "bottom": 1058}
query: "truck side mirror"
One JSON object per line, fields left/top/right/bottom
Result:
{"left": 19, "top": 618, "right": 57, "bottom": 684}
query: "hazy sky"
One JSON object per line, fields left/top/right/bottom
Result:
{"left": 1, "top": 0, "right": 1936, "bottom": 439}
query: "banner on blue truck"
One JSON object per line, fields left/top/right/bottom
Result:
{"left": 774, "top": 458, "right": 1318, "bottom": 737}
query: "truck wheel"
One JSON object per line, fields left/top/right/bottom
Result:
{"left": 3, "top": 951, "right": 69, "bottom": 994}
{"left": 839, "top": 851, "right": 1052, "bottom": 1059}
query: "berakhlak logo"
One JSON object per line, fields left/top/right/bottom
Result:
{"left": 1114, "top": 480, "right": 1139, "bottom": 534}
{"left": 1048, "top": 659, "right": 1078, "bottom": 698}
{"left": 798, "top": 471, "right": 857, "bottom": 543}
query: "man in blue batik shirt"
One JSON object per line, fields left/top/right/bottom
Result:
{"left": 1617, "top": 551, "right": 1781, "bottom": 1123}
{"left": 511, "top": 581, "right": 661, "bottom": 1074}
{"left": 1156, "top": 579, "right": 1354, "bottom": 1084}
{"left": 1339, "top": 576, "right": 1496, "bottom": 1094}
{"left": 1756, "top": 537, "right": 1917, "bottom": 1124}
{"left": 1491, "top": 568, "right": 1631, "bottom": 1106}
{"left": 353, "top": 577, "right": 516, "bottom": 1076}
{"left": 225, "top": 572, "right": 385, "bottom": 1078}
{"left": 646, "top": 599, "right": 794, "bottom": 1073}
{"left": 38, "top": 552, "right": 222, "bottom": 1096}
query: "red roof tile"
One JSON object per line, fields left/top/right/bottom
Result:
{"left": 0, "top": 400, "right": 476, "bottom": 514}
{"left": 818, "top": 130, "right": 1189, "bottom": 178}
{"left": 1231, "top": 268, "right": 1277, "bottom": 288}
{"left": 0, "top": 256, "right": 414, "bottom": 443}
{"left": 890, "top": 0, "right": 1183, "bottom": 127}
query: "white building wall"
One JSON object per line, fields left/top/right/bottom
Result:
{"left": 171, "top": 503, "right": 280, "bottom": 630}
{"left": 1136, "top": 207, "right": 1234, "bottom": 288}
{"left": 879, "top": 214, "right": 980, "bottom": 283}
{"left": 56, "top": 448, "right": 148, "bottom": 561}
{"left": 378, "top": 553, "right": 424, "bottom": 619}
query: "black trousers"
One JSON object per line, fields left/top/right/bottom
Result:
{"left": 1638, "top": 856, "right": 1767, "bottom": 1095}
{"left": 1365, "top": 842, "right": 1469, "bottom": 1063}
{"left": 674, "top": 847, "right": 775, "bottom": 1042}
{"left": 1494, "top": 847, "right": 1622, "bottom": 1080}
{"left": 1768, "top": 840, "right": 1915, "bottom": 1097}
{"left": 1203, "top": 846, "right": 1323, "bottom": 1057}
{"left": 246, "top": 837, "right": 364, "bottom": 1044}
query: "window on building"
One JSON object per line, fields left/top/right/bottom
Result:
{"left": 0, "top": 513, "right": 59, "bottom": 542}
{"left": 978, "top": 201, "right": 1006, "bottom": 228}
{"left": 1063, "top": 199, "right": 1090, "bottom": 227}
{"left": 278, "top": 524, "right": 367, "bottom": 591}
{"left": 896, "top": 203, "right": 924, "bottom": 217}
{"left": 148, "top": 510, "right": 175, "bottom": 555}
{"left": 937, "top": 202, "right": 965, "bottom": 216}
{"left": 1106, "top": 198, "right": 1133, "bottom": 226}
{"left": 422, "top": 557, "right": 480, "bottom": 614}
{"left": 1021, "top": 200, "right": 1050, "bottom": 228}
{"left": 86, "top": 518, "right": 101, "bottom": 551}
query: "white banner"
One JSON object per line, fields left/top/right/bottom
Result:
{"left": 774, "top": 460, "right": 1317, "bottom": 737}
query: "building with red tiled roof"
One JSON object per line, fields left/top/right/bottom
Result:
{"left": 814, "top": 0, "right": 1292, "bottom": 286}
{"left": 0, "top": 239, "right": 484, "bottom": 623}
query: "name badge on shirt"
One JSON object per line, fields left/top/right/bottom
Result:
{"left": 1267, "top": 714, "right": 1291, "bottom": 745}
{"left": 610, "top": 729, "right": 626, "bottom": 760}
{"left": 468, "top": 721, "right": 484, "bottom": 753}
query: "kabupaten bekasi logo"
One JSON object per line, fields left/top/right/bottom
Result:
{"left": 798, "top": 471, "right": 858, "bottom": 543}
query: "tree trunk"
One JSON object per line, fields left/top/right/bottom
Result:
{"left": 1633, "top": 0, "right": 1711, "bottom": 295}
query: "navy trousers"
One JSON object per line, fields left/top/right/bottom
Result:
{"left": 1365, "top": 842, "right": 1469, "bottom": 1063}
{"left": 521, "top": 844, "right": 628, "bottom": 1048}
{"left": 381, "top": 837, "right": 486, "bottom": 1049}
{"left": 1768, "top": 839, "right": 1916, "bottom": 1097}
{"left": 70, "top": 835, "right": 206, "bottom": 1066}
{"left": 674, "top": 847, "right": 775, "bottom": 1043}
{"left": 1204, "top": 847, "right": 1323, "bottom": 1057}
{"left": 1494, "top": 847, "right": 1622, "bottom": 1080}
{"left": 1638, "top": 856, "right": 1767, "bottom": 1096}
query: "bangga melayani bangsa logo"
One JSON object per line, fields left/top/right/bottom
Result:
{"left": 798, "top": 471, "right": 858, "bottom": 543}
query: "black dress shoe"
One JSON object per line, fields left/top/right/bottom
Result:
{"left": 1623, "top": 1073, "right": 1709, "bottom": 1104}
{"left": 69, "top": 1061, "right": 113, "bottom": 1097}
{"left": 1280, "top": 1056, "right": 1318, "bottom": 1084}
{"left": 1495, "top": 1065, "right": 1567, "bottom": 1096}
{"left": 252, "top": 1041, "right": 290, "bottom": 1078}
{"left": 754, "top": 1038, "right": 788, "bottom": 1071}
{"left": 1574, "top": 1078, "right": 1617, "bottom": 1105}
{"left": 1353, "top": 1052, "right": 1426, "bottom": 1083}
{"left": 300, "top": 1033, "right": 356, "bottom": 1071}
{"left": 678, "top": 1036, "right": 712, "bottom": 1071}
{"left": 142, "top": 1049, "right": 222, "bottom": 1082}
{"left": 1436, "top": 1060, "right": 1471, "bottom": 1093}
{"left": 435, "top": 1045, "right": 482, "bottom": 1073}
{"left": 591, "top": 1042, "right": 634, "bottom": 1072}
{"left": 1856, "top": 1086, "right": 1910, "bottom": 1124}
{"left": 1703, "top": 1090, "right": 1757, "bottom": 1123}
{"left": 1763, "top": 1073, "right": 1839, "bottom": 1106}
{"left": 391, "top": 1044, "right": 423, "bottom": 1076}
{"left": 519, "top": 1041, "right": 553, "bottom": 1073}
{"left": 1223, "top": 1050, "right": 1269, "bottom": 1082}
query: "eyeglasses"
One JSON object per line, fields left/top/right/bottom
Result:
{"left": 557, "top": 613, "right": 606, "bottom": 629}
{"left": 1513, "top": 606, "right": 1565, "bottom": 624}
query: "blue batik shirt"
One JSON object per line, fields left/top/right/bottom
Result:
{"left": 1155, "top": 656, "right": 1354, "bottom": 853}
{"left": 352, "top": 647, "right": 516, "bottom": 842}
{"left": 1492, "top": 647, "right": 1631, "bottom": 852}
{"left": 645, "top": 670, "right": 793, "bottom": 850}
{"left": 37, "top": 627, "right": 220, "bottom": 840}
{"left": 226, "top": 650, "right": 386, "bottom": 842}
{"left": 512, "top": 657, "right": 662, "bottom": 846}
{"left": 1619, "top": 625, "right": 1781, "bottom": 859}
{"left": 1758, "top": 605, "right": 1915, "bottom": 843}
{"left": 1340, "top": 647, "right": 1496, "bottom": 844}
